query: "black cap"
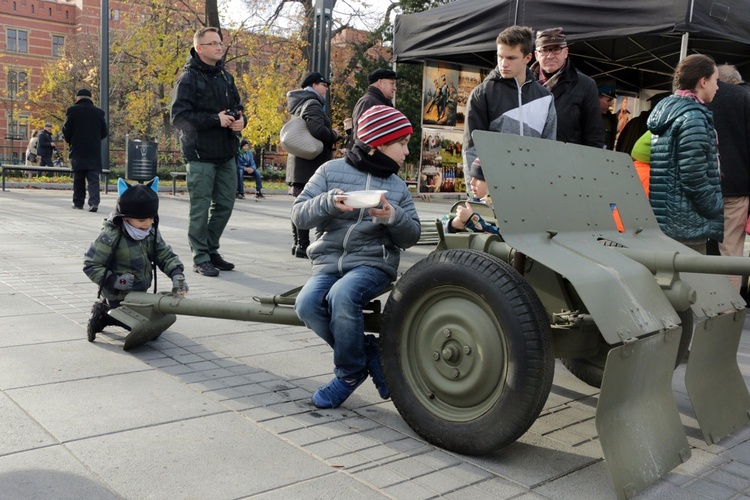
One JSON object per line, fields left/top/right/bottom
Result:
{"left": 301, "top": 71, "right": 330, "bottom": 88}
{"left": 598, "top": 85, "right": 617, "bottom": 99}
{"left": 240, "top": 139, "right": 249, "bottom": 148}
{"left": 76, "top": 88, "right": 92, "bottom": 98}
{"left": 116, "top": 179, "right": 159, "bottom": 219}
{"left": 367, "top": 68, "right": 398, "bottom": 85}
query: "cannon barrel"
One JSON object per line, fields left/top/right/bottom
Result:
{"left": 614, "top": 248, "right": 750, "bottom": 276}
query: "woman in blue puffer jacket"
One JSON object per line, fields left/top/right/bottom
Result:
{"left": 647, "top": 54, "right": 722, "bottom": 254}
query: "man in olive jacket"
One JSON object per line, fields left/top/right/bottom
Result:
{"left": 62, "top": 88, "right": 108, "bottom": 212}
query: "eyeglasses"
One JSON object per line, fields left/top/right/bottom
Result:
{"left": 537, "top": 47, "right": 564, "bottom": 56}
{"left": 199, "top": 41, "right": 225, "bottom": 48}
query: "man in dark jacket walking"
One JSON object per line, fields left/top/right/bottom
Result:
{"left": 533, "top": 27, "right": 604, "bottom": 149}
{"left": 37, "top": 122, "right": 56, "bottom": 167}
{"left": 707, "top": 66, "right": 750, "bottom": 290}
{"left": 62, "top": 89, "right": 108, "bottom": 212}
{"left": 348, "top": 68, "right": 398, "bottom": 148}
{"left": 170, "top": 27, "right": 245, "bottom": 277}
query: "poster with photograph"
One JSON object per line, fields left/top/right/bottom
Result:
{"left": 615, "top": 93, "right": 637, "bottom": 137}
{"left": 419, "top": 127, "right": 466, "bottom": 194}
{"left": 422, "top": 61, "right": 460, "bottom": 127}
{"left": 456, "top": 66, "right": 487, "bottom": 129}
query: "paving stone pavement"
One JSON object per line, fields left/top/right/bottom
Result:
{"left": 2, "top": 187, "right": 750, "bottom": 499}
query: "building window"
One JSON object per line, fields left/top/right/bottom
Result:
{"left": 110, "top": 9, "right": 119, "bottom": 21}
{"left": 7, "top": 29, "right": 28, "bottom": 53}
{"left": 53, "top": 36, "right": 65, "bottom": 57}
{"left": 7, "top": 71, "right": 28, "bottom": 98}
{"left": 31, "top": 5, "right": 34, "bottom": 13}
{"left": 8, "top": 116, "right": 29, "bottom": 140}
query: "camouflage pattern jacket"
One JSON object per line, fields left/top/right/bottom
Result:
{"left": 83, "top": 218, "right": 184, "bottom": 301}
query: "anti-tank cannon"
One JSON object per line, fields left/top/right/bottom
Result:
{"left": 111, "top": 132, "right": 750, "bottom": 500}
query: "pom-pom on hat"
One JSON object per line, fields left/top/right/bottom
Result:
{"left": 356, "top": 105, "right": 413, "bottom": 149}
{"left": 468, "top": 158, "right": 484, "bottom": 181}
{"left": 116, "top": 177, "right": 160, "bottom": 219}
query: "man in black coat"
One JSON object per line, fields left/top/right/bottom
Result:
{"left": 348, "top": 68, "right": 398, "bottom": 148}
{"left": 37, "top": 122, "right": 56, "bottom": 167}
{"left": 62, "top": 89, "right": 108, "bottom": 212}
{"left": 533, "top": 28, "right": 604, "bottom": 148}
{"left": 707, "top": 66, "right": 750, "bottom": 291}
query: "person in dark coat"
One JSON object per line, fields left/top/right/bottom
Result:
{"left": 707, "top": 66, "right": 750, "bottom": 290}
{"left": 597, "top": 86, "right": 618, "bottom": 150}
{"left": 62, "top": 89, "right": 108, "bottom": 212}
{"left": 37, "top": 122, "right": 56, "bottom": 167}
{"left": 347, "top": 68, "right": 398, "bottom": 149}
{"left": 532, "top": 27, "right": 604, "bottom": 148}
{"left": 615, "top": 92, "right": 671, "bottom": 156}
{"left": 285, "top": 71, "right": 341, "bottom": 258}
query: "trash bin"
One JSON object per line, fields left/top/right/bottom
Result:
{"left": 125, "top": 137, "right": 158, "bottom": 182}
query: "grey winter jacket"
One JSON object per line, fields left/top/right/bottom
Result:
{"left": 463, "top": 67, "right": 556, "bottom": 168}
{"left": 285, "top": 89, "right": 340, "bottom": 185}
{"left": 648, "top": 94, "right": 723, "bottom": 242}
{"left": 291, "top": 158, "right": 421, "bottom": 280}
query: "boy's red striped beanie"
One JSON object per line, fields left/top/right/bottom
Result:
{"left": 356, "top": 105, "right": 413, "bottom": 148}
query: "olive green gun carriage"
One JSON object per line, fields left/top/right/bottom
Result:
{"left": 112, "top": 132, "right": 750, "bottom": 499}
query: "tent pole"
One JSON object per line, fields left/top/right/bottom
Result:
{"left": 679, "top": 32, "right": 689, "bottom": 60}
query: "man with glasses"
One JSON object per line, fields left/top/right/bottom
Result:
{"left": 463, "top": 25, "right": 556, "bottom": 170}
{"left": 170, "top": 27, "right": 245, "bottom": 277}
{"left": 533, "top": 27, "right": 604, "bottom": 149}
{"left": 348, "top": 68, "right": 399, "bottom": 149}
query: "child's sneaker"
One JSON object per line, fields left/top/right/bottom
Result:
{"left": 87, "top": 301, "right": 110, "bottom": 342}
{"left": 311, "top": 374, "right": 367, "bottom": 409}
{"left": 365, "top": 335, "right": 390, "bottom": 399}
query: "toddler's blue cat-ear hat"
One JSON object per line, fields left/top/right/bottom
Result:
{"left": 116, "top": 177, "right": 159, "bottom": 219}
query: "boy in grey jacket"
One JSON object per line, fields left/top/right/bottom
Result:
{"left": 292, "top": 106, "right": 421, "bottom": 408}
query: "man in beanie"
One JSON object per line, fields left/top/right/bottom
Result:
{"left": 463, "top": 26, "right": 556, "bottom": 171}
{"left": 292, "top": 105, "right": 421, "bottom": 409}
{"left": 532, "top": 27, "right": 604, "bottom": 148}
{"left": 442, "top": 158, "right": 501, "bottom": 236}
{"left": 347, "top": 68, "right": 398, "bottom": 148}
{"left": 62, "top": 88, "right": 108, "bottom": 212}
{"left": 170, "top": 27, "right": 245, "bottom": 276}
{"left": 285, "top": 71, "right": 341, "bottom": 258}
{"left": 83, "top": 177, "right": 188, "bottom": 344}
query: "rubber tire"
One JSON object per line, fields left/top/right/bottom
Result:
{"left": 561, "top": 309, "right": 694, "bottom": 388}
{"left": 380, "top": 249, "right": 555, "bottom": 455}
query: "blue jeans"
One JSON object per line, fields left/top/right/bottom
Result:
{"left": 237, "top": 167, "right": 262, "bottom": 194}
{"left": 295, "top": 266, "right": 391, "bottom": 380}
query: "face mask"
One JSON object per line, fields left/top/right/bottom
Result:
{"left": 123, "top": 220, "right": 151, "bottom": 240}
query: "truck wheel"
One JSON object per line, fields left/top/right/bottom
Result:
{"left": 380, "top": 249, "right": 554, "bottom": 455}
{"left": 561, "top": 309, "right": 694, "bottom": 388}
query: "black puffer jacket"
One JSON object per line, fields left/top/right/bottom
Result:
{"left": 170, "top": 49, "right": 244, "bottom": 162}
{"left": 285, "top": 89, "right": 340, "bottom": 185}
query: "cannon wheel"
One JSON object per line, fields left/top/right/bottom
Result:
{"left": 380, "top": 249, "right": 554, "bottom": 455}
{"left": 561, "top": 309, "right": 693, "bottom": 388}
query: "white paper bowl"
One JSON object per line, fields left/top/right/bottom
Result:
{"left": 342, "top": 190, "right": 387, "bottom": 208}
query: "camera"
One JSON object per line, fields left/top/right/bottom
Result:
{"left": 226, "top": 108, "right": 242, "bottom": 120}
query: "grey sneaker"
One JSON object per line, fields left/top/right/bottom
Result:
{"left": 193, "top": 261, "right": 220, "bottom": 277}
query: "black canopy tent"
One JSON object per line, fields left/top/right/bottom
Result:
{"left": 393, "top": 0, "right": 750, "bottom": 92}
